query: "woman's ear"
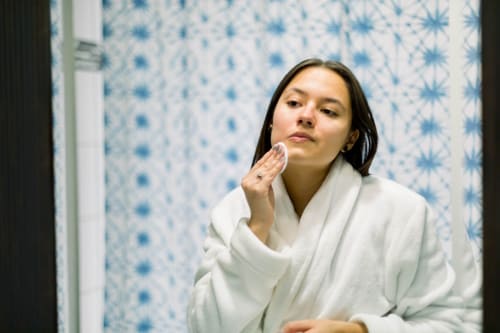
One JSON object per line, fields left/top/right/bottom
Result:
{"left": 344, "top": 129, "right": 360, "bottom": 151}
{"left": 349, "top": 129, "right": 360, "bottom": 145}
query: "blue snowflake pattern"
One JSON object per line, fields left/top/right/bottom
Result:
{"left": 136, "top": 261, "right": 152, "bottom": 276}
{"left": 135, "top": 202, "right": 151, "bottom": 217}
{"left": 421, "top": 7, "right": 448, "bottom": 35}
{"left": 132, "top": 25, "right": 150, "bottom": 40}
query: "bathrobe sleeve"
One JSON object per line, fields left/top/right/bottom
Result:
{"left": 451, "top": 226, "right": 482, "bottom": 332}
{"left": 187, "top": 189, "right": 290, "bottom": 333}
{"left": 350, "top": 198, "right": 464, "bottom": 332}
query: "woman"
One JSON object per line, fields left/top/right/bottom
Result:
{"left": 187, "top": 59, "right": 468, "bottom": 332}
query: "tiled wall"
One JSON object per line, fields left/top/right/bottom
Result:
{"left": 101, "top": 1, "right": 481, "bottom": 331}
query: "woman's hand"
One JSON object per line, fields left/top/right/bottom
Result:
{"left": 282, "top": 319, "right": 368, "bottom": 333}
{"left": 241, "top": 144, "right": 286, "bottom": 243}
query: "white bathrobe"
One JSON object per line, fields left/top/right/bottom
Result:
{"left": 187, "top": 157, "right": 472, "bottom": 333}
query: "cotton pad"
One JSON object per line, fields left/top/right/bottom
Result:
{"left": 272, "top": 142, "right": 288, "bottom": 173}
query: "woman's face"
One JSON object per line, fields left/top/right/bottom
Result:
{"left": 271, "top": 66, "right": 359, "bottom": 171}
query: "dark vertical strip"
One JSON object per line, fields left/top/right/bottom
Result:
{"left": 0, "top": 0, "right": 57, "bottom": 332}
{"left": 482, "top": 0, "right": 500, "bottom": 331}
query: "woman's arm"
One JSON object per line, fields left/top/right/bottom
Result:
{"left": 349, "top": 201, "right": 464, "bottom": 332}
{"left": 282, "top": 319, "right": 368, "bottom": 333}
{"left": 452, "top": 226, "right": 482, "bottom": 332}
{"left": 189, "top": 146, "right": 288, "bottom": 333}
{"left": 187, "top": 216, "right": 290, "bottom": 333}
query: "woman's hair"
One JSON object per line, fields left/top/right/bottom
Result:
{"left": 251, "top": 58, "right": 378, "bottom": 176}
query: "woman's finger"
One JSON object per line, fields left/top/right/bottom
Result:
{"left": 281, "top": 320, "right": 315, "bottom": 333}
{"left": 250, "top": 148, "right": 285, "bottom": 183}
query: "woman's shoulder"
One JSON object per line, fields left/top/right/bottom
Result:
{"left": 361, "top": 174, "right": 427, "bottom": 208}
{"left": 358, "top": 175, "right": 432, "bottom": 242}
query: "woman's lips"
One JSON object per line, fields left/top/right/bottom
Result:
{"left": 289, "top": 132, "right": 314, "bottom": 142}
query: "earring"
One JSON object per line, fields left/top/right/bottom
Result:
{"left": 341, "top": 144, "right": 349, "bottom": 153}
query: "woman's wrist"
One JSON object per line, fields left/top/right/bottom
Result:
{"left": 247, "top": 218, "right": 271, "bottom": 244}
{"left": 353, "top": 321, "right": 368, "bottom": 333}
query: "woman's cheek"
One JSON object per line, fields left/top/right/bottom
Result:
{"left": 270, "top": 124, "right": 288, "bottom": 144}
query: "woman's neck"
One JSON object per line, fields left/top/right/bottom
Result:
{"left": 281, "top": 164, "right": 330, "bottom": 217}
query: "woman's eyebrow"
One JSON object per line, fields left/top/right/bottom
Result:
{"left": 287, "top": 87, "right": 347, "bottom": 112}
{"left": 286, "top": 87, "right": 307, "bottom": 96}
{"left": 321, "top": 97, "right": 346, "bottom": 112}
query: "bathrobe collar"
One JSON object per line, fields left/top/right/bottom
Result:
{"left": 263, "top": 155, "right": 362, "bottom": 332}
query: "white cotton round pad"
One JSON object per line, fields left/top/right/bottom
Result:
{"left": 273, "top": 142, "right": 288, "bottom": 173}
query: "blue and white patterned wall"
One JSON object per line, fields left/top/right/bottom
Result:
{"left": 51, "top": 0, "right": 482, "bottom": 332}
{"left": 50, "top": 0, "right": 69, "bottom": 331}
{"left": 461, "top": 1, "right": 482, "bottom": 260}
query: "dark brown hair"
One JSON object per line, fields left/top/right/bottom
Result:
{"left": 251, "top": 58, "right": 378, "bottom": 176}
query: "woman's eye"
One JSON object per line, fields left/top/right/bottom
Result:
{"left": 286, "top": 100, "right": 300, "bottom": 107}
{"left": 322, "top": 109, "right": 337, "bottom": 117}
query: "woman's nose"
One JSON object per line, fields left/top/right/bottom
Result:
{"left": 297, "top": 105, "right": 315, "bottom": 127}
